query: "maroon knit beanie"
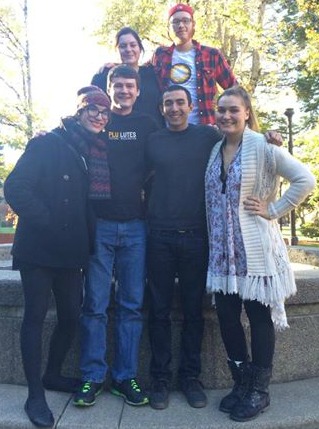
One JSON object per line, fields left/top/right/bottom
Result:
{"left": 77, "top": 85, "right": 111, "bottom": 112}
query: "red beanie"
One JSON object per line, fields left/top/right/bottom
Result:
{"left": 77, "top": 85, "right": 111, "bottom": 112}
{"left": 168, "top": 3, "right": 194, "bottom": 19}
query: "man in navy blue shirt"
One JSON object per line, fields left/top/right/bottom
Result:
{"left": 146, "top": 85, "right": 221, "bottom": 410}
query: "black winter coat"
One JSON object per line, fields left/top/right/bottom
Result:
{"left": 4, "top": 129, "right": 94, "bottom": 269}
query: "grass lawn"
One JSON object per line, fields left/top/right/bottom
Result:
{"left": 297, "top": 241, "right": 319, "bottom": 248}
{"left": 281, "top": 226, "right": 319, "bottom": 248}
{"left": 0, "top": 226, "right": 15, "bottom": 234}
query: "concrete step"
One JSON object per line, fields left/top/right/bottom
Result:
{"left": 0, "top": 263, "right": 319, "bottom": 390}
{"left": 0, "top": 378, "right": 318, "bottom": 429}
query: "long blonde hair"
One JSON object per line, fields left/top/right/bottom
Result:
{"left": 218, "top": 86, "right": 259, "bottom": 132}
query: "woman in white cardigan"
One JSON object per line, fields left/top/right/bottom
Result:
{"left": 205, "top": 86, "right": 315, "bottom": 422}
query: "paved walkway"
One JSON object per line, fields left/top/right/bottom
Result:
{"left": 1, "top": 377, "right": 319, "bottom": 429}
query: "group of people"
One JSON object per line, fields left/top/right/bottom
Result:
{"left": 4, "top": 3, "right": 316, "bottom": 428}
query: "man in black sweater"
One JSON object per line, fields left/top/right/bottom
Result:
{"left": 74, "top": 65, "right": 158, "bottom": 408}
{"left": 146, "top": 85, "right": 221, "bottom": 410}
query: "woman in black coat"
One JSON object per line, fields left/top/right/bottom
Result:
{"left": 4, "top": 86, "right": 111, "bottom": 428}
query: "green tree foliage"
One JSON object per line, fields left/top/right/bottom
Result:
{"left": 0, "top": 0, "right": 34, "bottom": 148}
{"left": 293, "top": 125, "right": 319, "bottom": 225}
{"left": 279, "top": 0, "right": 319, "bottom": 126}
{"left": 95, "top": 0, "right": 281, "bottom": 93}
{"left": 299, "top": 220, "right": 319, "bottom": 239}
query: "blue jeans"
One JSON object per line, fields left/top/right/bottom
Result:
{"left": 80, "top": 218, "right": 146, "bottom": 383}
{"left": 147, "top": 229, "right": 208, "bottom": 381}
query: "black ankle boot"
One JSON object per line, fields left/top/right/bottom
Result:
{"left": 230, "top": 365, "right": 272, "bottom": 422}
{"left": 24, "top": 397, "right": 54, "bottom": 428}
{"left": 219, "top": 360, "right": 250, "bottom": 413}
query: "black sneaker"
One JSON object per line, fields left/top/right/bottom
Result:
{"left": 111, "top": 378, "right": 148, "bottom": 406}
{"left": 149, "top": 379, "right": 169, "bottom": 410}
{"left": 73, "top": 381, "right": 104, "bottom": 407}
{"left": 180, "top": 377, "right": 207, "bottom": 408}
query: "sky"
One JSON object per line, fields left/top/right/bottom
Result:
{"left": 27, "top": 0, "right": 116, "bottom": 128}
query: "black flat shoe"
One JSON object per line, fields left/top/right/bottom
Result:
{"left": 24, "top": 398, "right": 54, "bottom": 428}
{"left": 43, "top": 374, "right": 81, "bottom": 393}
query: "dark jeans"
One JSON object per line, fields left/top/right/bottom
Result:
{"left": 147, "top": 229, "right": 208, "bottom": 381}
{"left": 20, "top": 266, "right": 83, "bottom": 398}
{"left": 215, "top": 292, "right": 275, "bottom": 368}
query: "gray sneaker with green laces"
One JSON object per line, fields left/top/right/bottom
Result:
{"left": 111, "top": 378, "right": 148, "bottom": 406}
{"left": 73, "top": 381, "right": 104, "bottom": 407}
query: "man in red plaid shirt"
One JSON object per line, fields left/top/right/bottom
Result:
{"left": 152, "top": 3, "right": 237, "bottom": 125}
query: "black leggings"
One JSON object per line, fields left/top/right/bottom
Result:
{"left": 20, "top": 266, "right": 83, "bottom": 398}
{"left": 215, "top": 292, "right": 275, "bottom": 368}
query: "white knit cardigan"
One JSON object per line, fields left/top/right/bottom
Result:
{"left": 205, "top": 127, "right": 316, "bottom": 329}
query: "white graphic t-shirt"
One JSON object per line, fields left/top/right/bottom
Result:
{"left": 170, "top": 48, "right": 199, "bottom": 124}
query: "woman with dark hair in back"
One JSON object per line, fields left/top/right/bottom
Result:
{"left": 92, "top": 26, "right": 164, "bottom": 127}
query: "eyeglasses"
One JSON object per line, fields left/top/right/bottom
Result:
{"left": 86, "top": 104, "right": 109, "bottom": 120}
{"left": 170, "top": 17, "right": 193, "bottom": 26}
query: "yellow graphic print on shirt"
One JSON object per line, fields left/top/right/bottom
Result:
{"left": 108, "top": 131, "right": 137, "bottom": 141}
{"left": 170, "top": 63, "right": 191, "bottom": 84}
